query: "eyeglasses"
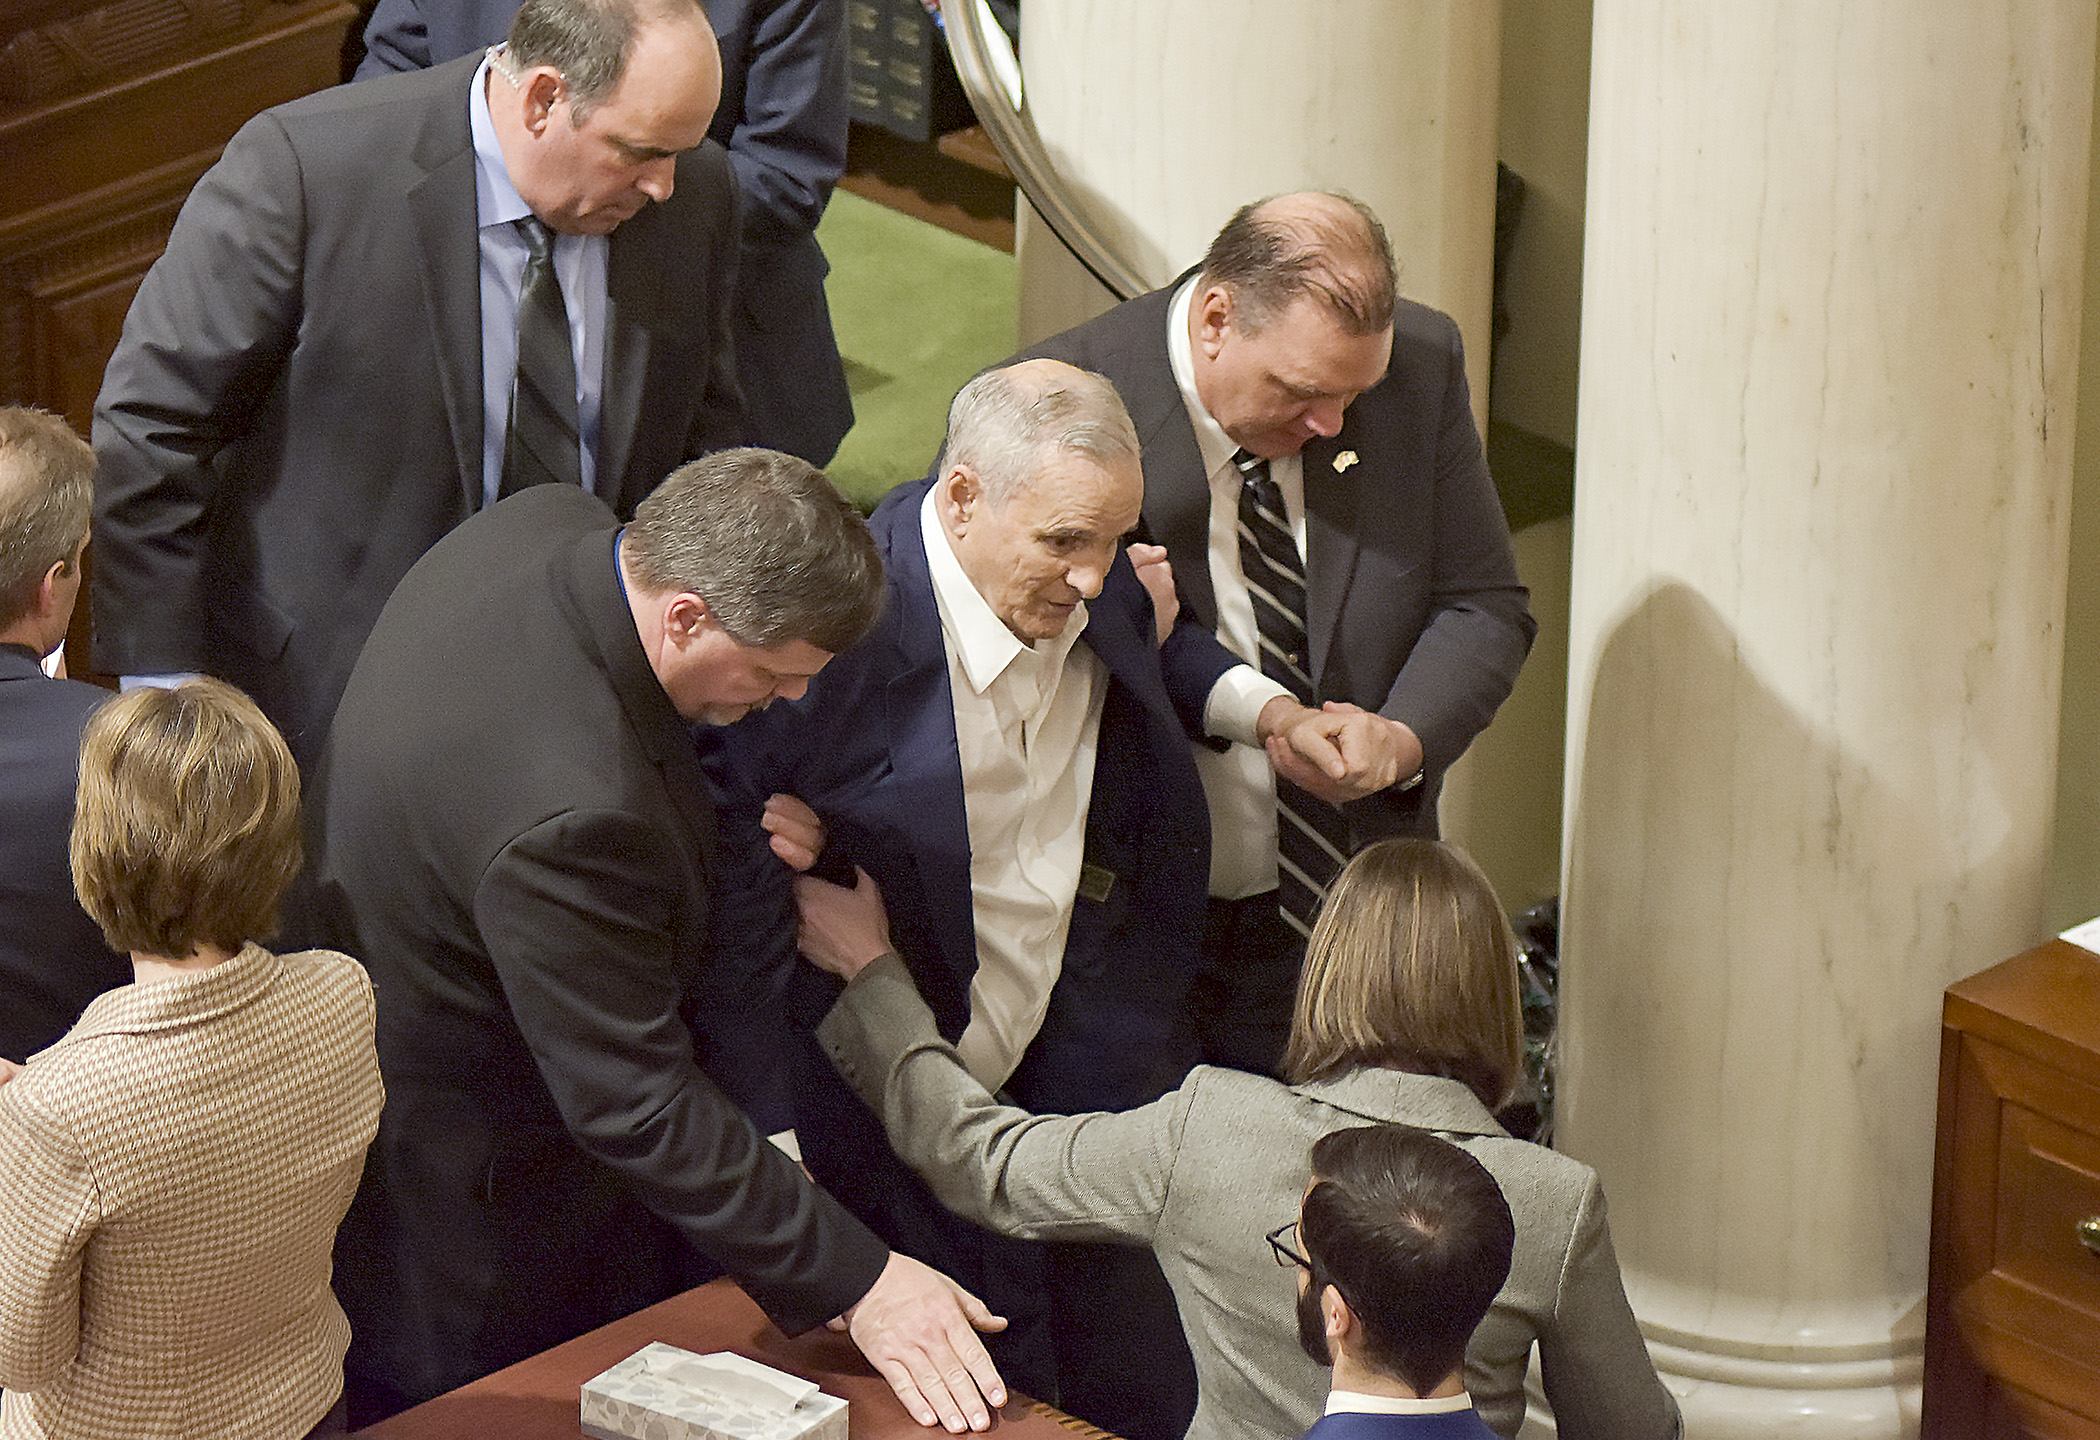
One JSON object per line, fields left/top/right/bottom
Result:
{"left": 1266, "top": 1220, "right": 1309, "bottom": 1270}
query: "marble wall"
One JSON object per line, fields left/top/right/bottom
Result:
{"left": 1560, "top": 4, "right": 2098, "bottom": 1433}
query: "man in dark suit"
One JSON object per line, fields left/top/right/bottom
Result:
{"left": 355, "top": 0, "right": 853, "bottom": 465}
{"left": 0, "top": 407, "right": 130, "bottom": 1065}
{"left": 1023, "top": 192, "right": 1537, "bottom": 1074}
{"left": 718, "top": 360, "right": 1395, "bottom": 1440}
{"left": 317, "top": 450, "right": 1010, "bottom": 1427}
{"left": 1289, "top": 1125, "right": 1514, "bottom": 1440}
{"left": 92, "top": 0, "right": 744, "bottom": 776}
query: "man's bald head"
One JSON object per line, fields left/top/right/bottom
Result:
{"left": 1199, "top": 191, "right": 1398, "bottom": 338}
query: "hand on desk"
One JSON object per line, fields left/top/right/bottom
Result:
{"left": 840, "top": 1250, "right": 1008, "bottom": 1432}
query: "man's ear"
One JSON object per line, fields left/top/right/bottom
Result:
{"left": 520, "top": 66, "right": 565, "bottom": 134}
{"left": 33, "top": 558, "right": 69, "bottom": 620}
{"left": 1194, "top": 283, "right": 1236, "bottom": 361}
{"left": 936, "top": 463, "right": 983, "bottom": 533}
{"left": 1323, "top": 1284, "right": 1354, "bottom": 1351}
{"left": 661, "top": 592, "right": 712, "bottom": 645}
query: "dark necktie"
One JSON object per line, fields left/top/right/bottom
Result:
{"left": 1234, "top": 448, "right": 1350, "bottom": 939}
{"left": 500, "top": 216, "right": 582, "bottom": 497}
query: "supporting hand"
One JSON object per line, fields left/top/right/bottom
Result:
{"left": 1127, "top": 542, "right": 1179, "bottom": 645}
{"left": 762, "top": 793, "right": 828, "bottom": 871}
{"left": 842, "top": 1250, "right": 1009, "bottom": 1431}
{"left": 794, "top": 867, "right": 895, "bottom": 980}
{"left": 1258, "top": 699, "right": 1423, "bottom": 806}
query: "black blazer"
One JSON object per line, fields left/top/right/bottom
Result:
{"left": 0, "top": 647, "right": 129, "bottom": 1061}
{"left": 93, "top": 55, "right": 744, "bottom": 773}
{"left": 316, "top": 485, "right": 885, "bottom": 1404}
{"left": 1023, "top": 281, "right": 1536, "bottom": 840}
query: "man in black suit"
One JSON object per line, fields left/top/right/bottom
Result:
{"left": 1023, "top": 192, "right": 1536, "bottom": 1074}
{"left": 318, "top": 450, "right": 1010, "bottom": 1426}
{"left": 357, "top": 0, "right": 854, "bottom": 465}
{"left": 93, "top": 0, "right": 744, "bottom": 776}
{"left": 0, "top": 407, "right": 129, "bottom": 1066}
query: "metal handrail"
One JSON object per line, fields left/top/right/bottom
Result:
{"left": 935, "top": 0, "right": 1147, "bottom": 302}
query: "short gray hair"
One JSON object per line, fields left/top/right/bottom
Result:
{"left": 622, "top": 447, "right": 883, "bottom": 655}
{"left": 938, "top": 363, "right": 1139, "bottom": 507}
{"left": 506, "top": 0, "right": 703, "bottom": 115}
{"left": 1200, "top": 192, "right": 1398, "bottom": 337}
{"left": 0, "top": 406, "right": 92, "bottom": 630}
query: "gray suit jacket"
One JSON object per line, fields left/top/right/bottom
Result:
{"left": 91, "top": 55, "right": 743, "bottom": 772}
{"left": 1022, "top": 283, "right": 1535, "bottom": 840}
{"left": 819, "top": 957, "right": 1681, "bottom": 1440}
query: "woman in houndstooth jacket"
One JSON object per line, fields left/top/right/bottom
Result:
{"left": 0, "top": 679, "right": 383, "bottom": 1440}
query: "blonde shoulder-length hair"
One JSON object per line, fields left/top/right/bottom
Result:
{"left": 1280, "top": 839, "right": 1525, "bottom": 1111}
{"left": 71, "top": 678, "right": 301, "bottom": 960}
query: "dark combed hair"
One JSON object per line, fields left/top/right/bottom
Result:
{"left": 1301, "top": 1124, "right": 1515, "bottom": 1394}
{"left": 1199, "top": 192, "right": 1398, "bottom": 337}
{"left": 622, "top": 446, "right": 884, "bottom": 656}
{"left": 0, "top": 405, "right": 92, "bottom": 630}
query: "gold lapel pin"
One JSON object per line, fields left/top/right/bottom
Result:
{"left": 1334, "top": 450, "right": 1359, "bottom": 473}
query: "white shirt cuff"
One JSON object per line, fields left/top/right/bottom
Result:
{"left": 1204, "top": 663, "right": 1293, "bottom": 746}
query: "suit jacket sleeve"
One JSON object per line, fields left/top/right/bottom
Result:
{"left": 680, "top": 151, "right": 751, "bottom": 461}
{"left": 1373, "top": 315, "right": 1536, "bottom": 782}
{"left": 355, "top": 0, "right": 433, "bottom": 75}
{"left": 1533, "top": 1177, "right": 1684, "bottom": 1440}
{"left": 724, "top": 0, "right": 847, "bottom": 235}
{"left": 0, "top": 1080, "right": 97, "bottom": 1388}
{"left": 476, "top": 805, "right": 886, "bottom": 1330}
{"left": 817, "top": 954, "right": 1190, "bottom": 1246}
{"left": 91, "top": 111, "right": 307, "bottom": 675}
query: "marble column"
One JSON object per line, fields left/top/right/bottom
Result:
{"left": 1012, "top": 0, "right": 1501, "bottom": 428}
{"left": 1560, "top": 5, "right": 2096, "bottom": 1436}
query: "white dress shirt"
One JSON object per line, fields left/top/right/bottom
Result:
{"left": 1167, "top": 276, "right": 1296, "bottom": 899}
{"left": 920, "top": 491, "right": 1107, "bottom": 1091}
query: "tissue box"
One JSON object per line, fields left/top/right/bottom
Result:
{"left": 582, "top": 1343, "right": 849, "bottom": 1440}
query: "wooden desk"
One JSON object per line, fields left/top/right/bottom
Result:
{"left": 1924, "top": 940, "right": 2100, "bottom": 1438}
{"left": 352, "top": 1280, "right": 1114, "bottom": 1440}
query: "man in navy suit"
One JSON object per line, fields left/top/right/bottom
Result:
{"left": 0, "top": 408, "right": 129, "bottom": 1065}
{"left": 719, "top": 360, "right": 1403, "bottom": 1440}
{"left": 1288, "top": 1125, "right": 1512, "bottom": 1440}
{"left": 357, "top": 0, "right": 854, "bottom": 464}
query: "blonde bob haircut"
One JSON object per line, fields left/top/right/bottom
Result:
{"left": 71, "top": 678, "right": 302, "bottom": 960}
{"left": 1281, "top": 839, "right": 1525, "bottom": 1111}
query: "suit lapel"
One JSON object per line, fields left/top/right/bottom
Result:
{"left": 1299, "top": 425, "right": 1365, "bottom": 690}
{"left": 869, "top": 488, "right": 979, "bottom": 991}
{"left": 406, "top": 59, "right": 489, "bottom": 516}
{"left": 598, "top": 205, "right": 664, "bottom": 496}
{"left": 1119, "top": 292, "right": 1224, "bottom": 632}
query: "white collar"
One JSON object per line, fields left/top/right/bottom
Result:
{"left": 1324, "top": 1390, "right": 1474, "bottom": 1416}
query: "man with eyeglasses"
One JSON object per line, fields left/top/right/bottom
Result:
{"left": 93, "top": 0, "right": 745, "bottom": 784}
{"left": 1272, "top": 1125, "right": 1511, "bottom": 1440}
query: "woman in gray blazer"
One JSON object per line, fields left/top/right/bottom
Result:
{"left": 799, "top": 840, "right": 1681, "bottom": 1440}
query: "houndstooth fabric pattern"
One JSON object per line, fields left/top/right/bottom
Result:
{"left": 0, "top": 945, "right": 382, "bottom": 1440}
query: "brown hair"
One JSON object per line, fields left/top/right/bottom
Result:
{"left": 0, "top": 406, "right": 92, "bottom": 630}
{"left": 622, "top": 447, "right": 884, "bottom": 656}
{"left": 1281, "top": 839, "right": 1525, "bottom": 1110}
{"left": 71, "top": 679, "right": 302, "bottom": 959}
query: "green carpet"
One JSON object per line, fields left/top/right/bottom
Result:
{"left": 817, "top": 190, "right": 1018, "bottom": 510}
